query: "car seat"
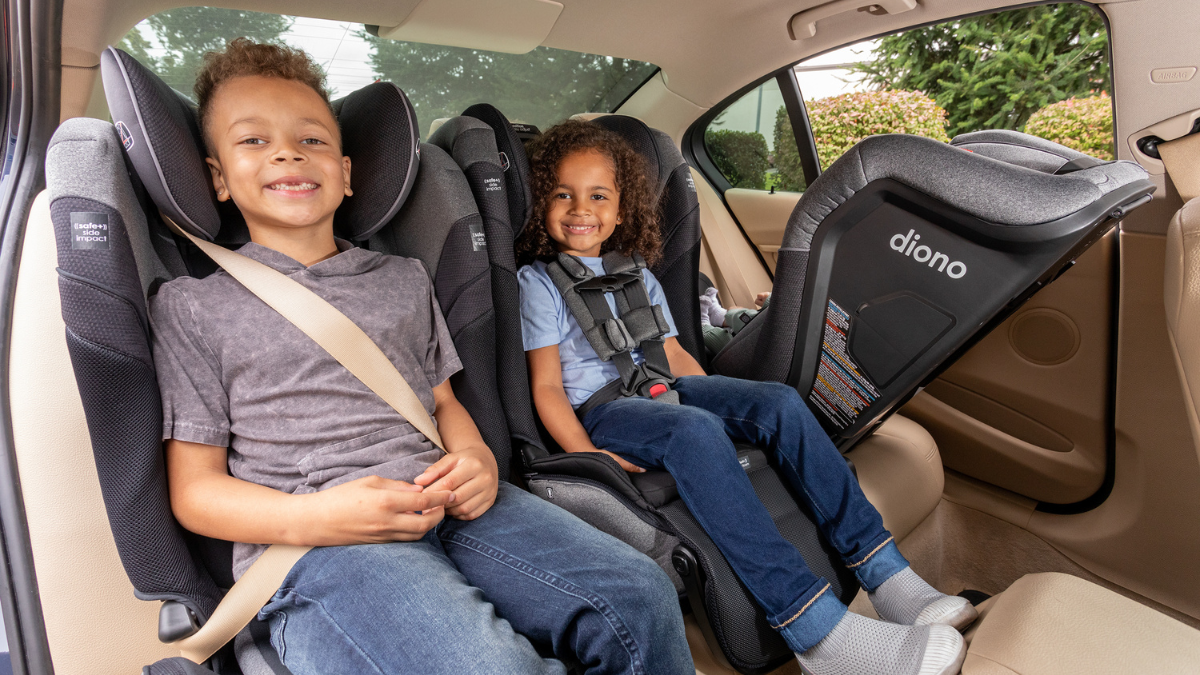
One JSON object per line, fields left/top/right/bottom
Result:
{"left": 442, "top": 108, "right": 861, "bottom": 674}
{"left": 710, "top": 130, "right": 1155, "bottom": 448}
{"left": 43, "top": 46, "right": 515, "bottom": 674}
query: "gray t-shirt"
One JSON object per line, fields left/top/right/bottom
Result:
{"left": 149, "top": 239, "right": 461, "bottom": 578}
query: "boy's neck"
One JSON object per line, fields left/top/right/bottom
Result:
{"left": 246, "top": 221, "right": 340, "bottom": 267}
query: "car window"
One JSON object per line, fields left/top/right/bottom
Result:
{"left": 118, "top": 7, "right": 659, "bottom": 136}
{"left": 793, "top": 2, "right": 1112, "bottom": 170}
{"left": 703, "top": 78, "right": 805, "bottom": 192}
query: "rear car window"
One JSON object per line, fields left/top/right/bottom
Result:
{"left": 118, "top": 7, "right": 659, "bottom": 135}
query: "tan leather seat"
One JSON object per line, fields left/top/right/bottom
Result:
{"left": 845, "top": 414, "right": 943, "bottom": 541}
{"left": 1165, "top": 197, "right": 1200, "bottom": 452}
{"left": 963, "top": 573, "right": 1200, "bottom": 674}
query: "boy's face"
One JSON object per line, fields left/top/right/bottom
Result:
{"left": 204, "top": 75, "right": 351, "bottom": 235}
{"left": 545, "top": 149, "right": 621, "bottom": 259}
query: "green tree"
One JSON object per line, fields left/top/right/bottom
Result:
{"left": 364, "top": 33, "right": 656, "bottom": 133}
{"left": 119, "top": 8, "right": 293, "bottom": 96}
{"left": 705, "top": 129, "right": 768, "bottom": 190}
{"left": 1024, "top": 93, "right": 1114, "bottom": 160}
{"left": 851, "top": 4, "right": 1109, "bottom": 136}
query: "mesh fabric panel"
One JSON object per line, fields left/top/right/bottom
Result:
{"left": 333, "top": 82, "right": 419, "bottom": 240}
{"left": 749, "top": 248, "right": 809, "bottom": 383}
{"left": 462, "top": 103, "right": 533, "bottom": 236}
{"left": 594, "top": 116, "right": 664, "bottom": 199}
{"left": 65, "top": 331, "right": 223, "bottom": 617}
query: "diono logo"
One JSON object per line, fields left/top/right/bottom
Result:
{"left": 889, "top": 229, "right": 967, "bottom": 279}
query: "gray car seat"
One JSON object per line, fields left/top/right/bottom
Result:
{"left": 49, "top": 46, "right": 516, "bottom": 674}
{"left": 711, "top": 131, "right": 1155, "bottom": 447}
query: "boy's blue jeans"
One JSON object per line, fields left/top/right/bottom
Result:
{"left": 258, "top": 482, "right": 692, "bottom": 674}
{"left": 583, "top": 375, "right": 909, "bottom": 653}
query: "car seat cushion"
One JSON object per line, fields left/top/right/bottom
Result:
{"left": 782, "top": 134, "right": 1146, "bottom": 252}
{"left": 101, "top": 46, "right": 221, "bottom": 241}
{"left": 333, "top": 82, "right": 420, "bottom": 241}
{"left": 951, "top": 129, "right": 1092, "bottom": 173}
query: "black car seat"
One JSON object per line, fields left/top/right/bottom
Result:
{"left": 425, "top": 112, "right": 545, "bottom": 472}
{"left": 710, "top": 131, "right": 1155, "bottom": 448}
{"left": 447, "top": 108, "right": 860, "bottom": 674}
{"left": 43, "top": 46, "right": 513, "bottom": 674}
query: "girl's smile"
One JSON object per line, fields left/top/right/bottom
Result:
{"left": 545, "top": 149, "right": 622, "bottom": 258}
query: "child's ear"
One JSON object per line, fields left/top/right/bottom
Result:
{"left": 342, "top": 156, "right": 353, "bottom": 197}
{"left": 206, "top": 157, "right": 230, "bottom": 202}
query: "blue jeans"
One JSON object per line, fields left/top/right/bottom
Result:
{"left": 583, "top": 375, "right": 909, "bottom": 652}
{"left": 258, "top": 482, "right": 692, "bottom": 674}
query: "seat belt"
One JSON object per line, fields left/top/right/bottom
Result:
{"left": 162, "top": 216, "right": 446, "bottom": 664}
{"left": 1158, "top": 132, "right": 1200, "bottom": 202}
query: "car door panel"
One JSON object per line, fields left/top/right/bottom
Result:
{"left": 901, "top": 232, "right": 1114, "bottom": 504}
{"left": 724, "top": 188, "right": 801, "bottom": 273}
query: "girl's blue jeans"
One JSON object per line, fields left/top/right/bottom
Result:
{"left": 257, "top": 482, "right": 693, "bottom": 674}
{"left": 583, "top": 375, "right": 909, "bottom": 652}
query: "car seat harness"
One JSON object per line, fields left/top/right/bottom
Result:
{"left": 545, "top": 251, "right": 679, "bottom": 420}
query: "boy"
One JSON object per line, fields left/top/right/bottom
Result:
{"left": 151, "top": 38, "right": 691, "bottom": 674}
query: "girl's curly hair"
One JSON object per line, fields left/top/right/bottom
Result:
{"left": 517, "top": 119, "right": 661, "bottom": 267}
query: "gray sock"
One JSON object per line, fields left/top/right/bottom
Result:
{"left": 869, "top": 567, "right": 947, "bottom": 625}
{"left": 795, "top": 611, "right": 964, "bottom": 675}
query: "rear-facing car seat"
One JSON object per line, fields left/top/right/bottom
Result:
{"left": 44, "top": 46, "right": 515, "bottom": 674}
{"left": 710, "top": 130, "right": 1154, "bottom": 449}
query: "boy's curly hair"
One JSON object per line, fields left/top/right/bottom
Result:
{"left": 194, "top": 37, "right": 334, "bottom": 155}
{"left": 517, "top": 119, "right": 661, "bottom": 267}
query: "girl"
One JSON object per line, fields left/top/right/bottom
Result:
{"left": 517, "top": 119, "right": 974, "bottom": 675}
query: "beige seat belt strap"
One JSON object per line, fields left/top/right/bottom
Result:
{"left": 691, "top": 167, "right": 756, "bottom": 308}
{"left": 162, "top": 216, "right": 445, "bottom": 664}
{"left": 1158, "top": 132, "right": 1200, "bottom": 202}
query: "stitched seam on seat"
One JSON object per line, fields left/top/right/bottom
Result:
{"left": 442, "top": 531, "right": 648, "bottom": 675}
{"left": 771, "top": 583, "right": 830, "bottom": 629}
{"left": 847, "top": 536, "right": 894, "bottom": 568}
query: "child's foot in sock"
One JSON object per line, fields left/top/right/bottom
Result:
{"left": 869, "top": 567, "right": 978, "bottom": 631}
{"left": 795, "top": 611, "right": 965, "bottom": 675}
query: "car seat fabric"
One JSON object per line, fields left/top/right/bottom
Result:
{"left": 712, "top": 132, "right": 1151, "bottom": 393}
{"left": 428, "top": 115, "right": 543, "bottom": 462}
{"left": 366, "top": 142, "right": 514, "bottom": 476}
{"left": 950, "top": 128, "right": 1095, "bottom": 173}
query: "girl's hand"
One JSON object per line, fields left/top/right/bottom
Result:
{"left": 306, "top": 476, "right": 453, "bottom": 545}
{"left": 569, "top": 447, "right": 646, "bottom": 473}
{"left": 414, "top": 443, "right": 499, "bottom": 520}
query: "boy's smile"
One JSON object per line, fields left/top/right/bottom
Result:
{"left": 545, "top": 149, "right": 622, "bottom": 258}
{"left": 204, "top": 75, "right": 352, "bottom": 243}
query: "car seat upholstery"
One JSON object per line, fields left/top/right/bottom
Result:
{"left": 426, "top": 112, "right": 545, "bottom": 468}
{"left": 1165, "top": 196, "right": 1200, "bottom": 459}
{"left": 711, "top": 131, "right": 1154, "bottom": 448}
{"left": 43, "top": 46, "right": 514, "bottom": 674}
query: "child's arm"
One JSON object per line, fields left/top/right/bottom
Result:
{"left": 412, "top": 380, "right": 499, "bottom": 520}
{"left": 665, "top": 337, "right": 707, "bottom": 377}
{"left": 527, "top": 344, "right": 646, "bottom": 473}
{"left": 167, "top": 440, "right": 453, "bottom": 546}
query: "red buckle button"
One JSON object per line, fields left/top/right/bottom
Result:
{"left": 649, "top": 383, "right": 668, "bottom": 398}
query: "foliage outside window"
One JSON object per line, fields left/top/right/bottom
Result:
{"left": 1023, "top": 93, "right": 1114, "bottom": 160}
{"left": 118, "top": 7, "right": 658, "bottom": 135}
{"left": 851, "top": 4, "right": 1109, "bottom": 136}
{"left": 704, "top": 78, "right": 803, "bottom": 192}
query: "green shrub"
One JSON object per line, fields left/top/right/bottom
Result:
{"left": 774, "top": 90, "right": 950, "bottom": 188}
{"left": 705, "top": 129, "right": 769, "bottom": 190}
{"left": 773, "top": 106, "right": 807, "bottom": 192}
{"left": 1023, "top": 93, "right": 1114, "bottom": 160}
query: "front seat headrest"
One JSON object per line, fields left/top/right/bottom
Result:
{"left": 100, "top": 46, "right": 420, "bottom": 242}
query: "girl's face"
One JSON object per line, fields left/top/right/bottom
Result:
{"left": 544, "top": 149, "right": 621, "bottom": 258}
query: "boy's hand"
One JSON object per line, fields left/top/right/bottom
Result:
{"left": 308, "top": 476, "right": 453, "bottom": 545}
{"left": 414, "top": 443, "right": 498, "bottom": 520}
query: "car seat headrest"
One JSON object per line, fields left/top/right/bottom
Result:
{"left": 332, "top": 82, "right": 421, "bottom": 240}
{"left": 462, "top": 103, "right": 534, "bottom": 236}
{"left": 593, "top": 115, "right": 676, "bottom": 202}
{"left": 100, "top": 47, "right": 420, "bottom": 243}
{"left": 101, "top": 46, "right": 221, "bottom": 240}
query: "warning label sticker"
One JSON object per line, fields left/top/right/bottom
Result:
{"left": 808, "top": 299, "right": 880, "bottom": 430}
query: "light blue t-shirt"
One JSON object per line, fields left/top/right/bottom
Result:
{"left": 519, "top": 257, "right": 678, "bottom": 408}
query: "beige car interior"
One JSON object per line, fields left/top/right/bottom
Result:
{"left": 8, "top": 0, "right": 1198, "bottom": 672}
